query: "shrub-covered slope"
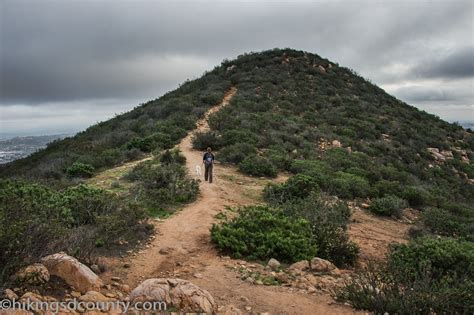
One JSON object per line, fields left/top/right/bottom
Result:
{"left": 196, "top": 49, "right": 473, "bottom": 206}
{"left": 0, "top": 70, "right": 231, "bottom": 181}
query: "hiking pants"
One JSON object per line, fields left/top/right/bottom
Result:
{"left": 205, "top": 164, "right": 213, "bottom": 183}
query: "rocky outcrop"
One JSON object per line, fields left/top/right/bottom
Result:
{"left": 129, "top": 278, "right": 217, "bottom": 314}
{"left": 288, "top": 260, "right": 310, "bottom": 274}
{"left": 310, "top": 257, "right": 337, "bottom": 273}
{"left": 41, "top": 252, "right": 103, "bottom": 293}
{"left": 427, "top": 148, "right": 454, "bottom": 162}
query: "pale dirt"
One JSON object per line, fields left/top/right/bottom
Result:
{"left": 95, "top": 88, "right": 410, "bottom": 314}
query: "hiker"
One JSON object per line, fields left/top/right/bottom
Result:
{"left": 203, "top": 147, "right": 215, "bottom": 183}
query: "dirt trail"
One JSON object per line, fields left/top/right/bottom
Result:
{"left": 98, "top": 88, "right": 408, "bottom": 314}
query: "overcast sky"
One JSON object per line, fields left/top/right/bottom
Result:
{"left": 1, "top": 0, "right": 473, "bottom": 137}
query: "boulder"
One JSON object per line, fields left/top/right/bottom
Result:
{"left": 332, "top": 140, "right": 342, "bottom": 148}
{"left": 15, "top": 263, "right": 50, "bottom": 285}
{"left": 129, "top": 278, "right": 217, "bottom": 314}
{"left": 41, "top": 252, "right": 103, "bottom": 293}
{"left": 310, "top": 257, "right": 336, "bottom": 273}
{"left": 267, "top": 258, "right": 281, "bottom": 270}
{"left": 427, "top": 148, "right": 446, "bottom": 162}
{"left": 288, "top": 260, "right": 310, "bottom": 273}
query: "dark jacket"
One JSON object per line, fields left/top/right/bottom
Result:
{"left": 203, "top": 152, "right": 215, "bottom": 165}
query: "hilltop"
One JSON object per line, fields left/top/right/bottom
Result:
{"left": 1, "top": 49, "right": 473, "bottom": 313}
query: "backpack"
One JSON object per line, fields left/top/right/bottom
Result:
{"left": 205, "top": 153, "right": 213, "bottom": 165}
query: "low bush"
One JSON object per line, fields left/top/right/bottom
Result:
{"left": 126, "top": 153, "right": 199, "bottom": 210}
{"left": 264, "top": 174, "right": 319, "bottom": 203}
{"left": 0, "top": 180, "right": 148, "bottom": 283}
{"left": 219, "top": 143, "right": 256, "bottom": 164}
{"left": 329, "top": 172, "right": 371, "bottom": 199}
{"left": 283, "top": 193, "right": 358, "bottom": 267}
{"left": 369, "top": 195, "right": 407, "bottom": 218}
{"left": 336, "top": 262, "right": 473, "bottom": 314}
{"left": 159, "top": 149, "right": 186, "bottom": 165}
{"left": 211, "top": 205, "right": 317, "bottom": 262}
{"left": 336, "top": 237, "right": 474, "bottom": 314}
{"left": 239, "top": 155, "right": 277, "bottom": 177}
{"left": 388, "top": 237, "right": 474, "bottom": 280}
{"left": 264, "top": 148, "right": 293, "bottom": 171}
{"left": 401, "top": 186, "right": 431, "bottom": 208}
{"left": 192, "top": 131, "right": 223, "bottom": 150}
{"left": 127, "top": 136, "right": 154, "bottom": 152}
{"left": 65, "top": 162, "right": 95, "bottom": 178}
{"left": 423, "top": 207, "right": 474, "bottom": 240}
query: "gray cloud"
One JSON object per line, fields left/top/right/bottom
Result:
{"left": 412, "top": 46, "right": 474, "bottom": 80}
{"left": 391, "top": 84, "right": 473, "bottom": 104}
{"left": 0, "top": 0, "right": 473, "bottom": 134}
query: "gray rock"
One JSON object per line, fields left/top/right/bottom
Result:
{"left": 267, "top": 258, "right": 281, "bottom": 270}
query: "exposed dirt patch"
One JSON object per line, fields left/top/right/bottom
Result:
{"left": 348, "top": 205, "right": 411, "bottom": 265}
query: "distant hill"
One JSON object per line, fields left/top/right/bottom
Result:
{"left": 0, "top": 134, "right": 69, "bottom": 164}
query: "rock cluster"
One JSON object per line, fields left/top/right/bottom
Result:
{"left": 2, "top": 252, "right": 220, "bottom": 314}
{"left": 129, "top": 278, "right": 217, "bottom": 314}
{"left": 227, "top": 257, "right": 347, "bottom": 295}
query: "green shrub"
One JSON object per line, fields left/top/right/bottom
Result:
{"left": 264, "top": 174, "right": 319, "bottom": 203}
{"left": 336, "top": 262, "right": 474, "bottom": 314}
{"left": 65, "top": 162, "right": 95, "bottom": 178}
{"left": 192, "top": 131, "right": 223, "bottom": 150}
{"left": 127, "top": 136, "right": 154, "bottom": 152}
{"left": 126, "top": 155, "right": 199, "bottom": 210}
{"left": 337, "top": 237, "right": 474, "bottom": 314}
{"left": 369, "top": 195, "right": 407, "bottom": 218}
{"left": 423, "top": 207, "right": 474, "bottom": 240}
{"left": 388, "top": 237, "right": 474, "bottom": 281}
{"left": 211, "top": 205, "right": 317, "bottom": 262}
{"left": 373, "top": 180, "right": 403, "bottom": 197}
{"left": 283, "top": 193, "right": 358, "bottom": 267}
{"left": 219, "top": 143, "right": 256, "bottom": 164}
{"left": 62, "top": 184, "right": 116, "bottom": 225}
{"left": 264, "top": 148, "right": 293, "bottom": 170}
{"left": 221, "top": 130, "right": 258, "bottom": 146}
{"left": 0, "top": 180, "right": 148, "bottom": 283}
{"left": 159, "top": 149, "right": 186, "bottom": 165}
{"left": 402, "top": 186, "right": 431, "bottom": 207}
{"left": 239, "top": 155, "right": 277, "bottom": 177}
{"left": 329, "top": 172, "right": 371, "bottom": 199}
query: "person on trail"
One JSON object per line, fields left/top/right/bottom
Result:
{"left": 203, "top": 147, "right": 215, "bottom": 183}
